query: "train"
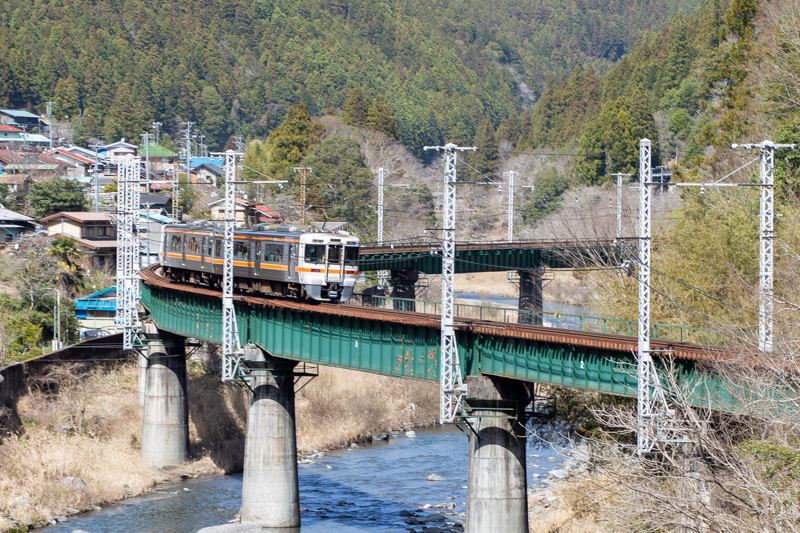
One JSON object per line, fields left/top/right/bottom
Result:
{"left": 159, "top": 221, "right": 361, "bottom": 302}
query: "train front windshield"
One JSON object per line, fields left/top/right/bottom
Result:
{"left": 344, "top": 246, "right": 358, "bottom": 265}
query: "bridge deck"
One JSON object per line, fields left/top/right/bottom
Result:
{"left": 139, "top": 266, "right": 737, "bottom": 410}
{"left": 357, "top": 239, "right": 623, "bottom": 273}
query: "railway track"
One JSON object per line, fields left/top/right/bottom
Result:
{"left": 139, "top": 264, "right": 728, "bottom": 364}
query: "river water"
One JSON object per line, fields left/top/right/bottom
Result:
{"left": 44, "top": 426, "right": 566, "bottom": 533}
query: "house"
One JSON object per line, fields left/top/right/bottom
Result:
{"left": 208, "top": 197, "right": 253, "bottom": 227}
{"left": 0, "top": 109, "right": 41, "bottom": 130}
{"left": 74, "top": 286, "right": 118, "bottom": 339}
{"left": 47, "top": 148, "right": 96, "bottom": 176}
{"left": 195, "top": 163, "right": 224, "bottom": 186}
{"left": 137, "top": 144, "right": 178, "bottom": 172}
{"left": 139, "top": 192, "right": 173, "bottom": 215}
{"left": 0, "top": 150, "right": 73, "bottom": 186}
{"left": 99, "top": 139, "right": 138, "bottom": 160}
{"left": 208, "top": 198, "right": 284, "bottom": 227}
{"left": 0, "top": 124, "right": 25, "bottom": 143}
{"left": 0, "top": 206, "right": 37, "bottom": 243}
{"left": 252, "top": 204, "right": 283, "bottom": 225}
{"left": 40, "top": 211, "right": 117, "bottom": 271}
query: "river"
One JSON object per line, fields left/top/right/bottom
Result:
{"left": 43, "top": 426, "right": 567, "bottom": 533}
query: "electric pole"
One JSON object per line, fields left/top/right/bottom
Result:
{"left": 140, "top": 132, "right": 151, "bottom": 193}
{"left": 151, "top": 121, "right": 162, "bottom": 146}
{"left": 423, "top": 143, "right": 476, "bottom": 424}
{"left": 732, "top": 141, "right": 797, "bottom": 352}
{"left": 504, "top": 171, "right": 516, "bottom": 242}
{"left": 293, "top": 166, "right": 312, "bottom": 225}
{"left": 376, "top": 167, "right": 389, "bottom": 289}
{"left": 45, "top": 101, "right": 55, "bottom": 150}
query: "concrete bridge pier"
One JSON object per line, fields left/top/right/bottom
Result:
{"left": 240, "top": 346, "right": 300, "bottom": 528}
{"left": 141, "top": 323, "right": 189, "bottom": 467}
{"left": 518, "top": 267, "right": 545, "bottom": 325}
{"left": 465, "top": 375, "right": 530, "bottom": 533}
{"left": 137, "top": 351, "right": 147, "bottom": 406}
{"left": 390, "top": 269, "right": 418, "bottom": 311}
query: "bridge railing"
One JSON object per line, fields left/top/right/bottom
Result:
{"left": 352, "top": 294, "right": 737, "bottom": 346}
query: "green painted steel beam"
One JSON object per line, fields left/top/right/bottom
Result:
{"left": 357, "top": 244, "right": 622, "bottom": 273}
{"left": 140, "top": 283, "right": 736, "bottom": 410}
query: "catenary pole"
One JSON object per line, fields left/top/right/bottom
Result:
{"left": 423, "top": 143, "right": 476, "bottom": 424}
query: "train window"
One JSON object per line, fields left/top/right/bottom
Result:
{"left": 214, "top": 239, "right": 221, "bottom": 257}
{"left": 188, "top": 237, "right": 199, "bottom": 255}
{"left": 328, "top": 245, "right": 342, "bottom": 263}
{"left": 170, "top": 235, "right": 182, "bottom": 252}
{"left": 206, "top": 239, "right": 213, "bottom": 257}
{"left": 304, "top": 244, "right": 325, "bottom": 264}
{"left": 234, "top": 242, "right": 250, "bottom": 260}
{"left": 345, "top": 246, "right": 359, "bottom": 264}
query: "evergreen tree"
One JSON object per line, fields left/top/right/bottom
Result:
{"left": 200, "top": 85, "right": 234, "bottom": 150}
{"left": 27, "top": 178, "right": 87, "bottom": 218}
{"left": 466, "top": 116, "right": 499, "bottom": 181}
{"left": 300, "top": 136, "right": 374, "bottom": 228}
{"left": 574, "top": 120, "right": 606, "bottom": 185}
{"left": 104, "top": 83, "right": 144, "bottom": 140}
{"left": 342, "top": 88, "right": 369, "bottom": 127}
{"left": 54, "top": 75, "right": 80, "bottom": 120}
{"left": 266, "top": 103, "right": 325, "bottom": 175}
{"left": 725, "top": 0, "right": 758, "bottom": 38}
{"left": 496, "top": 115, "right": 520, "bottom": 152}
{"left": 365, "top": 94, "right": 399, "bottom": 139}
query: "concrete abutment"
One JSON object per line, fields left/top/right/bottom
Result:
{"left": 518, "top": 268, "right": 545, "bottom": 325}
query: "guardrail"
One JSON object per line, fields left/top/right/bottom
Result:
{"left": 352, "top": 294, "right": 738, "bottom": 347}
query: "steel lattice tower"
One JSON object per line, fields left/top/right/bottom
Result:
{"left": 424, "top": 143, "right": 476, "bottom": 423}
{"left": 114, "top": 157, "right": 142, "bottom": 350}
{"left": 506, "top": 171, "right": 516, "bottom": 243}
{"left": 221, "top": 150, "right": 244, "bottom": 382}
{"left": 376, "top": 167, "right": 389, "bottom": 289}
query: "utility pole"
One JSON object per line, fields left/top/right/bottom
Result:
{"left": 45, "top": 101, "right": 55, "bottom": 150}
{"left": 54, "top": 288, "right": 62, "bottom": 350}
{"left": 423, "top": 142, "right": 476, "bottom": 424}
{"left": 293, "top": 166, "right": 312, "bottom": 225}
{"left": 90, "top": 140, "right": 102, "bottom": 212}
{"left": 732, "top": 141, "right": 796, "bottom": 352}
{"left": 504, "top": 171, "right": 516, "bottom": 243}
{"left": 610, "top": 173, "right": 630, "bottom": 240}
{"left": 140, "top": 132, "right": 151, "bottom": 193}
{"left": 151, "top": 122, "right": 162, "bottom": 146}
{"left": 376, "top": 167, "right": 389, "bottom": 289}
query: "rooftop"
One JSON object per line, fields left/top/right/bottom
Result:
{"left": 41, "top": 211, "right": 112, "bottom": 224}
{"left": 137, "top": 144, "right": 178, "bottom": 158}
{"left": 0, "top": 109, "right": 41, "bottom": 119}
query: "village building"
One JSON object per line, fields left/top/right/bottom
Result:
{"left": 40, "top": 211, "right": 117, "bottom": 271}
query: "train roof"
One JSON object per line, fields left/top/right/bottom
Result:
{"left": 164, "top": 221, "right": 356, "bottom": 240}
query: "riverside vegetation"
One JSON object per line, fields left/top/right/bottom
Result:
{"left": 0, "top": 361, "right": 438, "bottom": 531}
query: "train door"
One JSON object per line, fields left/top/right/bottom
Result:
{"left": 253, "top": 241, "right": 262, "bottom": 277}
{"left": 326, "top": 242, "right": 344, "bottom": 283}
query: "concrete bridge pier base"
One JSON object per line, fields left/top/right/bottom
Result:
{"left": 518, "top": 267, "right": 545, "bottom": 325}
{"left": 141, "top": 323, "right": 189, "bottom": 466}
{"left": 240, "top": 346, "right": 300, "bottom": 528}
{"left": 137, "top": 351, "right": 147, "bottom": 406}
{"left": 465, "top": 375, "right": 529, "bottom": 533}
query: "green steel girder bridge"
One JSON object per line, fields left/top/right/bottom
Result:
{"left": 357, "top": 239, "right": 623, "bottom": 273}
{"left": 140, "top": 269, "right": 737, "bottom": 412}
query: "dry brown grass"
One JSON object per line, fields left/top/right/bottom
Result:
{"left": 295, "top": 366, "right": 438, "bottom": 452}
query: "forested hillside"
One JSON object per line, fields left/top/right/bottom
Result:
{"left": 0, "top": 0, "right": 699, "bottom": 154}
